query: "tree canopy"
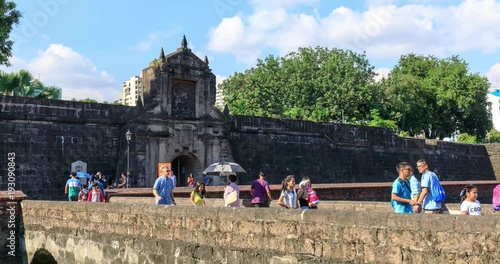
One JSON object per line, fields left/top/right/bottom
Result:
{"left": 376, "top": 54, "right": 491, "bottom": 140}
{"left": 220, "top": 49, "right": 492, "bottom": 140}
{"left": 221, "top": 46, "right": 376, "bottom": 122}
{"left": 0, "top": 69, "right": 62, "bottom": 99}
{"left": 71, "top": 98, "right": 98, "bottom": 103}
{"left": 0, "top": 0, "right": 21, "bottom": 66}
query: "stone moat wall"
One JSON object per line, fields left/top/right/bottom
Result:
{"left": 0, "top": 96, "right": 130, "bottom": 200}
{"left": 228, "top": 116, "right": 497, "bottom": 184}
{"left": 0, "top": 95, "right": 499, "bottom": 201}
{"left": 22, "top": 200, "right": 500, "bottom": 264}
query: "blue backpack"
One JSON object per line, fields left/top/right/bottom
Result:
{"left": 430, "top": 173, "right": 446, "bottom": 203}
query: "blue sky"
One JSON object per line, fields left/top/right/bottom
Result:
{"left": 4, "top": 0, "right": 500, "bottom": 102}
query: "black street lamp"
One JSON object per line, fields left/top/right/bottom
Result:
{"left": 126, "top": 129, "right": 132, "bottom": 188}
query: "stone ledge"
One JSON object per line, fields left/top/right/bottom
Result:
{"left": 0, "top": 191, "right": 27, "bottom": 201}
{"left": 22, "top": 200, "right": 500, "bottom": 263}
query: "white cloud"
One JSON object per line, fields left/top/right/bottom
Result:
{"left": 487, "top": 63, "right": 500, "bottom": 88}
{"left": 249, "top": 0, "right": 320, "bottom": 10}
{"left": 374, "top": 67, "right": 391, "bottom": 82}
{"left": 1, "top": 44, "right": 120, "bottom": 102}
{"left": 132, "top": 29, "right": 182, "bottom": 52}
{"left": 215, "top": 74, "right": 227, "bottom": 88}
{"left": 207, "top": 0, "right": 500, "bottom": 65}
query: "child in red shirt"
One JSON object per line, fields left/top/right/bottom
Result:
{"left": 87, "top": 182, "right": 104, "bottom": 202}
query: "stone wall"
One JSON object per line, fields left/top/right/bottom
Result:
{"left": 1, "top": 95, "right": 499, "bottom": 201}
{"left": 0, "top": 96, "right": 130, "bottom": 200}
{"left": 229, "top": 116, "right": 497, "bottom": 184}
{"left": 485, "top": 144, "right": 500, "bottom": 180}
{"left": 22, "top": 201, "right": 499, "bottom": 264}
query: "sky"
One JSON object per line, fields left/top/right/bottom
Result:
{"left": 3, "top": 0, "right": 500, "bottom": 102}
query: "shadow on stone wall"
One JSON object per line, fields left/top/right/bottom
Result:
{"left": 31, "top": 249, "right": 57, "bottom": 264}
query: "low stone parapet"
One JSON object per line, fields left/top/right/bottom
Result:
{"left": 22, "top": 200, "right": 499, "bottom": 263}
{"left": 106, "top": 180, "right": 500, "bottom": 204}
{"left": 108, "top": 197, "right": 498, "bottom": 215}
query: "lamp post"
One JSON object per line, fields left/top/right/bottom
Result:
{"left": 125, "top": 129, "right": 132, "bottom": 188}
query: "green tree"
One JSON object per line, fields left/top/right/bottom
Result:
{"left": 0, "top": 69, "right": 35, "bottom": 96}
{"left": 457, "top": 133, "right": 477, "bottom": 143}
{"left": 488, "top": 130, "right": 500, "bottom": 143}
{"left": 71, "top": 98, "right": 98, "bottom": 103}
{"left": 36, "top": 86, "right": 61, "bottom": 99}
{"left": 380, "top": 54, "right": 491, "bottom": 139}
{"left": 0, "top": 69, "right": 63, "bottom": 99}
{"left": 367, "top": 109, "right": 397, "bottom": 131}
{"left": 221, "top": 46, "right": 376, "bottom": 122}
{"left": 0, "top": 0, "right": 22, "bottom": 66}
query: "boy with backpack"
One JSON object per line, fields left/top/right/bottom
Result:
{"left": 415, "top": 159, "right": 446, "bottom": 214}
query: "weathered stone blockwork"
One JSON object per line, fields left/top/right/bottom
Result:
{"left": 0, "top": 96, "right": 130, "bottom": 200}
{"left": 229, "top": 116, "right": 497, "bottom": 184}
{"left": 1, "top": 95, "right": 499, "bottom": 202}
{"left": 485, "top": 144, "right": 500, "bottom": 180}
{"left": 23, "top": 201, "right": 499, "bottom": 264}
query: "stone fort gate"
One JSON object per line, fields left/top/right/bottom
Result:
{"left": 133, "top": 35, "right": 231, "bottom": 187}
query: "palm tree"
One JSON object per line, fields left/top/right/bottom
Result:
{"left": 37, "top": 86, "right": 62, "bottom": 99}
{"left": 0, "top": 69, "right": 62, "bottom": 99}
{"left": 0, "top": 69, "right": 35, "bottom": 96}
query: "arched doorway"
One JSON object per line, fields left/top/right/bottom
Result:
{"left": 170, "top": 154, "right": 202, "bottom": 187}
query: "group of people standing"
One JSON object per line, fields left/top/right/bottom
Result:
{"left": 65, "top": 171, "right": 118, "bottom": 203}
{"left": 152, "top": 169, "right": 321, "bottom": 210}
{"left": 222, "top": 172, "right": 319, "bottom": 209}
{"left": 392, "top": 159, "right": 484, "bottom": 215}
{"left": 275, "top": 174, "right": 319, "bottom": 209}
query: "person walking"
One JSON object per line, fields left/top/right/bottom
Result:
{"left": 391, "top": 162, "right": 415, "bottom": 214}
{"left": 415, "top": 159, "right": 444, "bottom": 214}
{"left": 87, "top": 182, "right": 104, "bottom": 203}
{"left": 409, "top": 167, "right": 421, "bottom": 213}
{"left": 187, "top": 173, "right": 195, "bottom": 187}
{"left": 153, "top": 166, "right": 176, "bottom": 205}
{"left": 460, "top": 185, "right": 482, "bottom": 216}
{"left": 65, "top": 172, "right": 82, "bottom": 202}
{"left": 250, "top": 172, "right": 272, "bottom": 207}
{"left": 224, "top": 174, "right": 240, "bottom": 207}
{"left": 278, "top": 175, "right": 298, "bottom": 209}
{"left": 190, "top": 182, "right": 206, "bottom": 206}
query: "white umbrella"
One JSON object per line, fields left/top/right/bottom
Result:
{"left": 202, "top": 162, "right": 247, "bottom": 176}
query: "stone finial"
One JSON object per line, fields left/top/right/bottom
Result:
{"left": 160, "top": 47, "right": 166, "bottom": 61}
{"left": 223, "top": 104, "right": 230, "bottom": 116}
{"left": 181, "top": 35, "right": 188, "bottom": 49}
{"left": 204, "top": 55, "right": 209, "bottom": 65}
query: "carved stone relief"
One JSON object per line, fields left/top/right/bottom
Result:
{"left": 171, "top": 79, "right": 196, "bottom": 117}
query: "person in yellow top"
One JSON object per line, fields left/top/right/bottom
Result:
{"left": 190, "top": 182, "right": 206, "bottom": 206}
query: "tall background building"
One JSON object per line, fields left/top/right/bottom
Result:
{"left": 487, "top": 87, "right": 500, "bottom": 131}
{"left": 215, "top": 75, "right": 226, "bottom": 110}
{"left": 121, "top": 76, "right": 142, "bottom": 106}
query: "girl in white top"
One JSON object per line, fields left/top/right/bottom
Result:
{"left": 460, "top": 184, "right": 482, "bottom": 216}
{"left": 278, "top": 175, "right": 298, "bottom": 209}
